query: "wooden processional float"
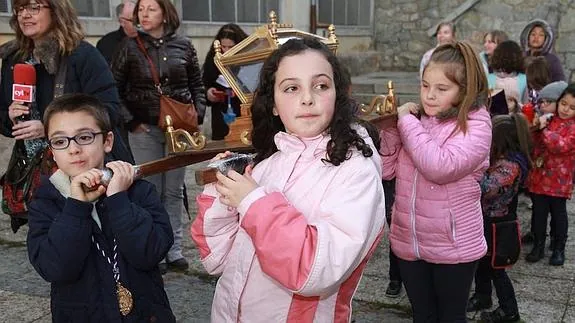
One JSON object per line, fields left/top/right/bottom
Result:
{"left": 128, "top": 11, "right": 398, "bottom": 185}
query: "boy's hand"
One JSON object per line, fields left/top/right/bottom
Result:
{"left": 215, "top": 165, "right": 258, "bottom": 208}
{"left": 537, "top": 115, "right": 549, "bottom": 129}
{"left": 105, "top": 161, "right": 135, "bottom": 196}
{"left": 70, "top": 169, "right": 107, "bottom": 202}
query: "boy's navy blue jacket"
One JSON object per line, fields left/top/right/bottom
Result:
{"left": 27, "top": 176, "right": 176, "bottom": 322}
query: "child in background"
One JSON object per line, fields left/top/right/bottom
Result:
{"left": 383, "top": 178, "right": 403, "bottom": 297}
{"left": 480, "top": 30, "right": 509, "bottom": 74}
{"left": 487, "top": 40, "right": 528, "bottom": 105}
{"left": 538, "top": 81, "right": 568, "bottom": 117}
{"left": 467, "top": 114, "right": 532, "bottom": 323}
{"left": 522, "top": 57, "right": 551, "bottom": 125}
{"left": 191, "top": 38, "right": 386, "bottom": 322}
{"left": 378, "top": 42, "right": 492, "bottom": 322}
{"left": 27, "top": 94, "right": 175, "bottom": 322}
{"left": 521, "top": 81, "right": 568, "bottom": 245}
{"left": 525, "top": 84, "right": 575, "bottom": 266}
{"left": 419, "top": 22, "right": 456, "bottom": 79}
{"left": 520, "top": 19, "right": 565, "bottom": 82}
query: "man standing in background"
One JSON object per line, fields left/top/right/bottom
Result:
{"left": 96, "top": 1, "right": 137, "bottom": 159}
{"left": 97, "top": 1, "right": 137, "bottom": 64}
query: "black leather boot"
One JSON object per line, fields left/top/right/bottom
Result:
{"left": 525, "top": 240, "right": 545, "bottom": 263}
{"left": 521, "top": 231, "right": 534, "bottom": 244}
{"left": 549, "top": 239, "right": 566, "bottom": 266}
{"left": 467, "top": 293, "right": 492, "bottom": 312}
{"left": 480, "top": 307, "right": 520, "bottom": 322}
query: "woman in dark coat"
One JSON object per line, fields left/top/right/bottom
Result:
{"left": 112, "top": 0, "right": 206, "bottom": 273}
{"left": 202, "top": 23, "right": 248, "bottom": 140}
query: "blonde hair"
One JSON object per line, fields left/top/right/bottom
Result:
{"left": 10, "top": 0, "right": 84, "bottom": 59}
{"left": 426, "top": 42, "right": 489, "bottom": 134}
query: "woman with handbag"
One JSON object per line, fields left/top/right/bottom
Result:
{"left": 0, "top": 0, "right": 133, "bottom": 232}
{"left": 112, "top": 0, "right": 207, "bottom": 273}
{"left": 467, "top": 114, "right": 532, "bottom": 323}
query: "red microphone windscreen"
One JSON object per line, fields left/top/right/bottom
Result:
{"left": 13, "top": 64, "right": 36, "bottom": 85}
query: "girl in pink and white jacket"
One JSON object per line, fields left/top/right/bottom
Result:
{"left": 191, "top": 38, "right": 386, "bottom": 323}
{"left": 378, "top": 42, "right": 492, "bottom": 322}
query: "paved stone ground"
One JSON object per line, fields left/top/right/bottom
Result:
{"left": 3, "top": 75, "right": 575, "bottom": 321}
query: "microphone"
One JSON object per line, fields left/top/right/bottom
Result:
{"left": 13, "top": 64, "right": 37, "bottom": 122}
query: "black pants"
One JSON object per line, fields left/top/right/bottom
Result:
{"left": 383, "top": 179, "right": 401, "bottom": 282}
{"left": 210, "top": 101, "right": 241, "bottom": 140}
{"left": 528, "top": 193, "right": 556, "bottom": 239}
{"left": 474, "top": 256, "right": 518, "bottom": 315}
{"left": 398, "top": 259, "right": 478, "bottom": 323}
{"left": 531, "top": 193, "right": 568, "bottom": 244}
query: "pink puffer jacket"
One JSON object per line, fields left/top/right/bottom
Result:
{"left": 191, "top": 126, "right": 386, "bottom": 322}
{"left": 380, "top": 108, "right": 491, "bottom": 264}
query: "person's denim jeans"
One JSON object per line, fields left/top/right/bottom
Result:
{"left": 129, "top": 125, "right": 186, "bottom": 261}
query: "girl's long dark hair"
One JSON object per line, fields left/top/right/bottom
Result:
{"left": 205, "top": 24, "right": 248, "bottom": 59}
{"left": 556, "top": 83, "right": 575, "bottom": 104}
{"left": 251, "top": 37, "right": 373, "bottom": 165}
{"left": 203, "top": 24, "right": 248, "bottom": 88}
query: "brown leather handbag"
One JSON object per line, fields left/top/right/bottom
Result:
{"left": 136, "top": 37, "right": 198, "bottom": 133}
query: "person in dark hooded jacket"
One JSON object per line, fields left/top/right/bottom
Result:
{"left": 520, "top": 19, "right": 565, "bottom": 82}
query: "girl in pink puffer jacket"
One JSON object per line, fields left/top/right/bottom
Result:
{"left": 378, "top": 42, "right": 492, "bottom": 322}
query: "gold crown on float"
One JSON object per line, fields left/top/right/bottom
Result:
{"left": 212, "top": 10, "right": 339, "bottom": 146}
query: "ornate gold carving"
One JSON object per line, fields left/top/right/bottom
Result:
{"left": 164, "top": 115, "right": 206, "bottom": 154}
{"left": 361, "top": 81, "right": 397, "bottom": 116}
{"left": 240, "top": 130, "right": 252, "bottom": 146}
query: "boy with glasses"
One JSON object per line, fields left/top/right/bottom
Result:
{"left": 27, "top": 93, "right": 175, "bottom": 322}
{"left": 539, "top": 81, "right": 568, "bottom": 116}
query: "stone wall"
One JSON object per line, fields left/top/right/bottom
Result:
{"left": 363, "top": 0, "right": 575, "bottom": 81}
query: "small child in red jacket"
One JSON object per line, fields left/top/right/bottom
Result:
{"left": 525, "top": 84, "right": 575, "bottom": 266}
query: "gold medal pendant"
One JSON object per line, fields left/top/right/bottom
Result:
{"left": 117, "top": 282, "right": 133, "bottom": 316}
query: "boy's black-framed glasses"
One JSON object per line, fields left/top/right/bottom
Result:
{"left": 13, "top": 3, "right": 51, "bottom": 16}
{"left": 48, "top": 131, "right": 105, "bottom": 150}
{"left": 539, "top": 99, "right": 554, "bottom": 105}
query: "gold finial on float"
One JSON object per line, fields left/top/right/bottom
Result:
{"left": 361, "top": 81, "right": 396, "bottom": 116}
{"left": 213, "top": 39, "right": 222, "bottom": 57}
{"left": 164, "top": 115, "right": 206, "bottom": 153}
{"left": 269, "top": 10, "right": 279, "bottom": 44}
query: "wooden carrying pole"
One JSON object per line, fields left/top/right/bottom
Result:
{"left": 133, "top": 141, "right": 254, "bottom": 184}
{"left": 135, "top": 80, "right": 398, "bottom": 186}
